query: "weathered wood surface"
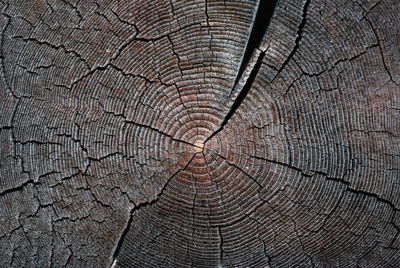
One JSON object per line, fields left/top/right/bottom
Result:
{"left": 0, "top": 0, "right": 399, "bottom": 267}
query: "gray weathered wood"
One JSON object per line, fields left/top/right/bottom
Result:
{"left": 0, "top": 0, "right": 399, "bottom": 267}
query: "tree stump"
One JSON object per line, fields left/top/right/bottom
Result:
{"left": 0, "top": 0, "right": 399, "bottom": 267}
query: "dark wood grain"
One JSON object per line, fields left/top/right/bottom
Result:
{"left": 0, "top": 0, "right": 399, "bottom": 267}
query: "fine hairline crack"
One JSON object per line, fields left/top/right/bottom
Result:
{"left": 110, "top": 152, "right": 199, "bottom": 266}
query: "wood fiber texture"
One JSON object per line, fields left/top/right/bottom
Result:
{"left": 0, "top": 0, "right": 399, "bottom": 267}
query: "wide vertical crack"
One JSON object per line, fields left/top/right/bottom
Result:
{"left": 206, "top": 50, "right": 265, "bottom": 144}
{"left": 232, "top": 0, "right": 278, "bottom": 90}
{"left": 206, "top": 0, "right": 278, "bottom": 143}
{"left": 217, "top": 226, "right": 224, "bottom": 266}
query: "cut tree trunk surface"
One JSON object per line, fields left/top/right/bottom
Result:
{"left": 0, "top": 0, "right": 399, "bottom": 267}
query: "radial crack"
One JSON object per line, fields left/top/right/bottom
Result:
{"left": 0, "top": 179, "right": 35, "bottom": 196}
{"left": 206, "top": 0, "right": 277, "bottom": 143}
{"left": 125, "top": 120, "right": 200, "bottom": 148}
{"left": 110, "top": 152, "right": 199, "bottom": 266}
{"left": 272, "top": 0, "right": 310, "bottom": 80}
{"left": 232, "top": 0, "right": 278, "bottom": 90}
{"left": 206, "top": 51, "right": 265, "bottom": 143}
